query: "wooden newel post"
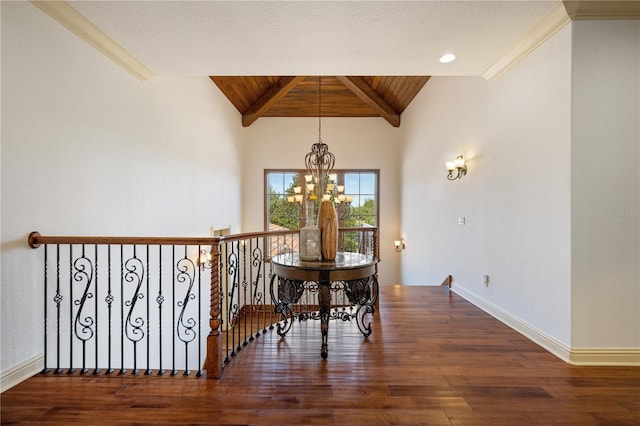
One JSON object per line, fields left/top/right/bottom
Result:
{"left": 205, "top": 241, "right": 223, "bottom": 379}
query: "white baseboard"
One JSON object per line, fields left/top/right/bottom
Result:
{"left": 450, "top": 285, "right": 640, "bottom": 366}
{"left": 1, "top": 354, "right": 44, "bottom": 393}
{"left": 569, "top": 348, "right": 640, "bottom": 366}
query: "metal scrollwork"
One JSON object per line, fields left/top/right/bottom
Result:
{"left": 306, "top": 281, "right": 319, "bottom": 294}
{"left": 251, "top": 246, "right": 264, "bottom": 306}
{"left": 72, "top": 256, "right": 95, "bottom": 343}
{"left": 269, "top": 276, "right": 304, "bottom": 337}
{"left": 227, "top": 251, "right": 239, "bottom": 327}
{"left": 176, "top": 257, "right": 197, "bottom": 344}
{"left": 277, "top": 278, "right": 305, "bottom": 305}
{"left": 347, "top": 276, "right": 379, "bottom": 337}
{"left": 124, "top": 257, "right": 145, "bottom": 344}
{"left": 344, "top": 278, "right": 372, "bottom": 306}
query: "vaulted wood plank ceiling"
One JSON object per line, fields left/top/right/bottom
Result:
{"left": 210, "top": 76, "right": 430, "bottom": 127}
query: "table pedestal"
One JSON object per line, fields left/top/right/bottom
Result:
{"left": 269, "top": 252, "right": 378, "bottom": 359}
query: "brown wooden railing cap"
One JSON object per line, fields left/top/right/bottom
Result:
{"left": 28, "top": 227, "right": 378, "bottom": 248}
{"left": 28, "top": 232, "right": 220, "bottom": 248}
{"left": 28, "top": 231, "right": 42, "bottom": 249}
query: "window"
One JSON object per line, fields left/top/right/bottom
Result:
{"left": 265, "top": 169, "right": 379, "bottom": 231}
{"left": 343, "top": 171, "right": 377, "bottom": 228}
{"left": 265, "top": 171, "right": 301, "bottom": 231}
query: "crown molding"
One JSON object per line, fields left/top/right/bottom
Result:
{"left": 563, "top": 0, "right": 640, "bottom": 20}
{"left": 483, "top": 1, "right": 639, "bottom": 81}
{"left": 30, "top": 1, "right": 154, "bottom": 81}
{"left": 483, "top": 3, "right": 571, "bottom": 81}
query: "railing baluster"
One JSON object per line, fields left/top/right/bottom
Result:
{"left": 223, "top": 242, "right": 230, "bottom": 363}
{"left": 94, "top": 244, "right": 99, "bottom": 375}
{"left": 55, "top": 244, "right": 61, "bottom": 374}
{"left": 119, "top": 245, "right": 126, "bottom": 375}
{"left": 171, "top": 245, "right": 176, "bottom": 376}
{"left": 43, "top": 244, "right": 49, "bottom": 374}
{"left": 261, "top": 236, "right": 268, "bottom": 335}
{"left": 157, "top": 245, "right": 164, "bottom": 376}
{"left": 106, "top": 245, "right": 113, "bottom": 375}
{"left": 242, "top": 239, "right": 247, "bottom": 349}
{"left": 197, "top": 244, "right": 203, "bottom": 377}
{"left": 68, "top": 244, "right": 74, "bottom": 374}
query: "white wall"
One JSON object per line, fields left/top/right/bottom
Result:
{"left": 401, "top": 20, "right": 640, "bottom": 356}
{"left": 400, "top": 25, "right": 573, "bottom": 346}
{"left": 241, "top": 117, "right": 403, "bottom": 286}
{"left": 1, "top": 2, "right": 242, "bottom": 374}
{"left": 571, "top": 20, "right": 640, "bottom": 349}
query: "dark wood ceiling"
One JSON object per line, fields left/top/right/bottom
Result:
{"left": 210, "top": 76, "right": 430, "bottom": 127}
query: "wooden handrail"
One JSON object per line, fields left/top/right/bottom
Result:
{"left": 29, "top": 227, "right": 378, "bottom": 248}
{"left": 338, "top": 226, "right": 378, "bottom": 232}
{"left": 219, "top": 229, "right": 298, "bottom": 242}
{"left": 28, "top": 231, "right": 219, "bottom": 249}
{"left": 217, "top": 227, "right": 378, "bottom": 243}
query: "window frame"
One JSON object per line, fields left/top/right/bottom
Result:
{"left": 264, "top": 169, "right": 380, "bottom": 231}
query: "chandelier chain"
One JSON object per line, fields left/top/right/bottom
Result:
{"left": 318, "top": 76, "right": 322, "bottom": 142}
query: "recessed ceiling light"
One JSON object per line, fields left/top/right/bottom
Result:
{"left": 439, "top": 53, "right": 456, "bottom": 64}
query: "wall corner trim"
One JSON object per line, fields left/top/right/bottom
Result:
{"left": 482, "top": 3, "right": 571, "bottom": 81}
{"left": 29, "top": 1, "right": 155, "bottom": 81}
{"left": 1, "top": 355, "right": 44, "bottom": 393}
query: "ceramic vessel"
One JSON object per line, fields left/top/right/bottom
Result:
{"left": 317, "top": 200, "right": 338, "bottom": 261}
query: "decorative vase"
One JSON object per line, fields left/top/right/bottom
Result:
{"left": 299, "top": 201, "right": 321, "bottom": 261}
{"left": 317, "top": 200, "right": 338, "bottom": 261}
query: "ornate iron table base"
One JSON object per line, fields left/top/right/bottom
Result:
{"left": 269, "top": 252, "right": 378, "bottom": 359}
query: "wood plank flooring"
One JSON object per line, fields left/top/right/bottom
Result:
{"left": 2, "top": 286, "right": 639, "bottom": 425}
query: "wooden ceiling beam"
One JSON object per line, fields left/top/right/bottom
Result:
{"left": 336, "top": 76, "right": 401, "bottom": 127}
{"left": 242, "top": 76, "right": 305, "bottom": 127}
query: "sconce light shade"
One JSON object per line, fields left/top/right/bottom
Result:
{"left": 446, "top": 155, "right": 467, "bottom": 181}
{"left": 197, "top": 249, "right": 213, "bottom": 271}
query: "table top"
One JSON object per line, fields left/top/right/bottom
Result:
{"left": 271, "top": 252, "right": 377, "bottom": 282}
{"left": 272, "top": 251, "right": 376, "bottom": 270}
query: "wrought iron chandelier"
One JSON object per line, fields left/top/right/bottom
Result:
{"left": 288, "top": 77, "right": 352, "bottom": 219}
{"left": 304, "top": 76, "right": 335, "bottom": 200}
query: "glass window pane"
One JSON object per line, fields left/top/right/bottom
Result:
{"left": 360, "top": 173, "right": 376, "bottom": 194}
{"left": 268, "top": 173, "right": 284, "bottom": 194}
{"left": 283, "top": 173, "right": 297, "bottom": 192}
{"left": 344, "top": 174, "right": 360, "bottom": 193}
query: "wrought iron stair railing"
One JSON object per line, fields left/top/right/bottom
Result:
{"left": 27, "top": 227, "right": 378, "bottom": 379}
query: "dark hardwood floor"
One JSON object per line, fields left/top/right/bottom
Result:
{"left": 2, "top": 286, "right": 639, "bottom": 425}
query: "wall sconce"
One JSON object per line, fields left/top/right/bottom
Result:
{"left": 445, "top": 155, "right": 467, "bottom": 181}
{"left": 197, "top": 249, "right": 213, "bottom": 271}
{"left": 394, "top": 239, "right": 405, "bottom": 252}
